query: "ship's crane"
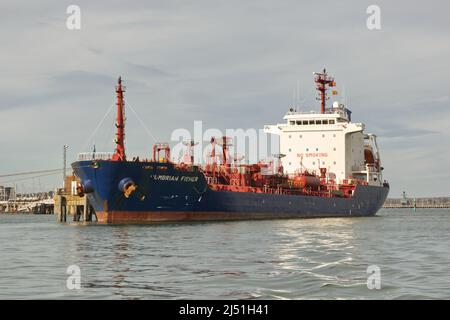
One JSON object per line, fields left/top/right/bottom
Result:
{"left": 153, "top": 143, "right": 171, "bottom": 162}
{"left": 273, "top": 154, "right": 286, "bottom": 175}
{"left": 230, "top": 153, "right": 245, "bottom": 173}
{"left": 182, "top": 139, "right": 199, "bottom": 165}
{"left": 217, "top": 136, "right": 233, "bottom": 171}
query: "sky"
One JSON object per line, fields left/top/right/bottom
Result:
{"left": 0, "top": 0, "right": 449, "bottom": 197}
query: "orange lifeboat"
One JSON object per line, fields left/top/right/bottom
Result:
{"left": 364, "top": 147, "right": 380, "bottom": 170}
{"left": 364, "top": 147, "right": 375, "bottom": 165}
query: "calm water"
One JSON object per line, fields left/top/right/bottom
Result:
{"left": 0, "top": 209, "right": 449, "bottom": 300}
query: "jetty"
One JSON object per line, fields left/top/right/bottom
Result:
{"left": 0, "top": 189, "right": 55, "bottom": 214}
{"left": 53, "top": 175, "right": 95, "bottom": 222}
{"left": 383, "top": 197, "right": 450, "bottom": 208}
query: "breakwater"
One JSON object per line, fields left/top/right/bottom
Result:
{"left": 383, "top": 197, "right": 450, "bottom": 208}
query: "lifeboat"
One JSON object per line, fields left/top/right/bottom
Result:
{"left": 364, "top": 146, "right": 380, "bottom": 170}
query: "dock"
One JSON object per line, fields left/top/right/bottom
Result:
{"left": 0, "top": 190, "right": 55, "bottom": 214}
{"left": 53, "top": 175, "right": 95, "bottom": 222}
{"left": 383, "top": 197, "right": 450, "bottom": 208}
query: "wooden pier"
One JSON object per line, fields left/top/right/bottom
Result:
{"left": 53, "top": 175, "right": 96, "bottom": 222}
{"left": 0, "top": 198, "right": 54, "bottom": 214}
{"left": 54, "top": 193, "right": 95, "bottom": 222}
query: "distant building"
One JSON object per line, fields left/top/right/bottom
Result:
{"left": 0, "top": 186, "right": 16, "bottom": 201}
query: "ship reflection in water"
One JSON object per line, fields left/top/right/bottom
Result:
{"left": 110, "top": 228, "right": 131, "bottom": 297}
{"left": 1, "top": 209, "right": 449, "bottom": 299}
{"left": 75, "top": 227, "right": 134, "bottom": 298}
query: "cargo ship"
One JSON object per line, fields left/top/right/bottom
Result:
{"left": 72, "top": 69, "right": 389, "bottom": 223}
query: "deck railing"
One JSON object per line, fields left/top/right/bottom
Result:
{"left": 77, "top": 152, "right": 114, "bottom": 161}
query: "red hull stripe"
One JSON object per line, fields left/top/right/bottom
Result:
{"left": 95, "top": 211, "right": 357, "bottom": 223}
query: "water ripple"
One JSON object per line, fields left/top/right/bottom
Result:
{"left": 0, "top": 209, "right": 449, "bottom": 299}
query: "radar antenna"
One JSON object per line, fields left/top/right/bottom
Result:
{"left": 314, "top": 68, "right": 336, "bottom": 114}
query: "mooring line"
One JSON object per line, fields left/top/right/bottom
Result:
{"left": 78, "top": 102, "right": 115, "bottom": 154}
{"left": 124, "top": 98, "right": 157, "bottom": 142}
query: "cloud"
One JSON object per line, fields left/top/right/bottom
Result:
{"left": 373, "top": 124, "right": 438, "bottom": 139}
{"left": 126, "top": 62, "right": 172, "bottom": 78}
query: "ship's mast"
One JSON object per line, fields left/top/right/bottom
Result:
{"left": 112, "top": 76, "right": 126, "bottom": 161}
{"left": 183, "top": 139, "right": 198, "bottom": 165}
{"left": 210, "top": 137, "right": 217, "bottom": 178}
{"left": 219, "top": 136, "right": 232, "bottom": 173}
{"left": 314, "top": 68, "right": 335, "bottom": 114}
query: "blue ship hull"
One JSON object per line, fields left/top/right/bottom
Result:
{"left": 72, "top": 160, "right": 389, "bottom": 223}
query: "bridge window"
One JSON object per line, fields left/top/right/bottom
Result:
{"left": 290, "top": 121, "right": 295, "bottom": 125}
{"left": 303, "top": 120, "right": 308, "bottom": 125}
{"left": 296, "top": 120, "right": 302, "bottom": 125}
{"left": 316, "top": 120, "right": 322, "bottom": 125}
{"left": 323, "top": 120, "right": 329, "bottom": 124}
{"left": 329, "top": 120, "right": 335, "bottom": 124}
{"left": 309, "top": 120, "right": 315, "bottom": 125}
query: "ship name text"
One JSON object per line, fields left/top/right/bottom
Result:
{"left": 151, "top": 174, "right": 199, "bottom": 182}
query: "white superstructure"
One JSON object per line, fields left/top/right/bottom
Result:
{"left": 264, "top": 102, "right": 383, "bottom": 186}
